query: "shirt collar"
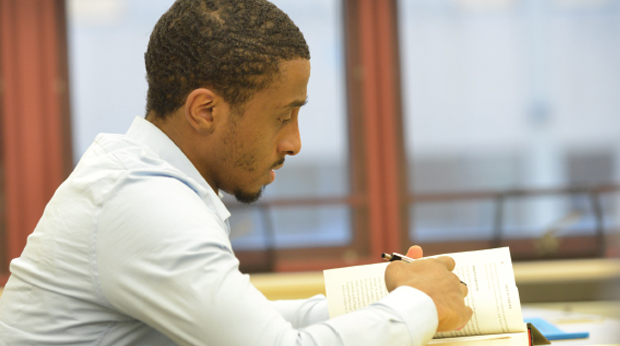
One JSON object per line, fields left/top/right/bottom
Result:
{"left": 125, "top": 116, "right": 231, "bottom": 223}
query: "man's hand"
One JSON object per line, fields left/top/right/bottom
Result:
{"left": 384, "top": 247, "right": 473, "bottom": 332}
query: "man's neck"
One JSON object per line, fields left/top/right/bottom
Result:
{"left": 144, "top": 111, "right": 220, "bottom": 195}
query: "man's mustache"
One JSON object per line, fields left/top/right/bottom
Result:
{"left": 271, "top": 158, "right": 285, "bottom": 169}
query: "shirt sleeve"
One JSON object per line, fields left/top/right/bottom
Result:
{"left": 269, "top": 295, "right": 330, "bottom": 328}
{"left": 96, "top": 174, "right": 438, "bottom": 346}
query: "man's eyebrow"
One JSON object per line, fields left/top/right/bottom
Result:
{"left": 285, "top": 97, "right": 308, "bottom": 109}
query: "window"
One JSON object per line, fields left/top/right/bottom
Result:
{"left": 68, "top": 0, "right": 175, "bottom": 158}
{"left": 398, "top": 0, "right": 620, "bottom": 258}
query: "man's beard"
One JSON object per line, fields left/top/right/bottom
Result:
{"left": 234, "top": 186, "right": 265, "bottom": 204}
{"left": 232, "top": 158, "right": 283, "bottom": 204}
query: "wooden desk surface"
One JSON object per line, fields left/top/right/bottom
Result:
{"left": 523, "top": 301, "right": 620, "bottom": 319}
{"left": 513, "top": 259, "right": 620, "bottom": 284}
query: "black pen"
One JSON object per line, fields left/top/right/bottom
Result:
{"left": 381, "top": 252, "right": 467, "bottom": 286}
{"left": 382, "top": 252, "right": 415, "bottom": 263}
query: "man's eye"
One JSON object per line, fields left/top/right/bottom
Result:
{"left": 280, "top": 117, "right": 292, "bottom": 125}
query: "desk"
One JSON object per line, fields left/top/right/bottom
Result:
{"left": 522, "top": 301, "right": 620, "bottom": 345}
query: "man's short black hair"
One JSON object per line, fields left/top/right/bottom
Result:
{"left": 145, "top": 0, "right": 310, "bottom": 118}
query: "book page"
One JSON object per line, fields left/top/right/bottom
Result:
{"left": 324, "top": 262, "right": 389, "bottom": 317}
{"left": 437, "top": 248, "right": 525, "bottom": 338}
{"left": 324, "top": 247, "right": 525, "bottom": 337}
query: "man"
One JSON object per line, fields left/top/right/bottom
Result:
{"left": 0, "top": 0, "right": 472, "bottom": 345}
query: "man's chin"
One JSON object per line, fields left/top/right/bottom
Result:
{"left": 234, "top": 186, "right": 265, "bottom": 204}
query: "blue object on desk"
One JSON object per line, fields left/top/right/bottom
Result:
{"left": 524, "top": 317, "right": 590, "bottom": 340}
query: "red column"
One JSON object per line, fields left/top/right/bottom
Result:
{"left": 357, "top": 0, "right": 387, "bottom": 256}
{"left": 352, "top": 0, "right": 407, "bottom": 255}
{"left": 374, "top": 0, "right": 407, "bottom": 252}
{"left": 0, "top": 0, "right": 72, "bottom": 285}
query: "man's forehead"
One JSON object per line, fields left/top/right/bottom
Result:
{"left": 246, "top": 58, "right": 309, "bottom": 110}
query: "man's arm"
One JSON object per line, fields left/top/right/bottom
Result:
{"left": 96, "top": 175, "right": 448, "bottom": 345}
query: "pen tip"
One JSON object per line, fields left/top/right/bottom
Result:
{"left": 381, "top": 253, "right": 391, "bottom": 260}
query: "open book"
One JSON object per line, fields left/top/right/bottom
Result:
{"left": 323, "top": 247, "right": 549, "bottom": 346}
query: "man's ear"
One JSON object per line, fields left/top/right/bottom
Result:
{"left": 184, "top": 88, "right": 223, "bottom": 135}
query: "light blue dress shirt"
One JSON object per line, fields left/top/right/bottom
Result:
{"left": 0, "top": 117, "right": 438, "bottom": 345}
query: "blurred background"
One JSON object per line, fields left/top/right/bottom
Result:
{"left": 1, "top": 0, "right": 619, "bottom": 299}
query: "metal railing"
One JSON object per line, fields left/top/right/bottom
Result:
{"left": 410, "top": 184, "right": 620, "bottom": 256}
{"left": 224, "top": 184, "right": 620, "bottom": 263}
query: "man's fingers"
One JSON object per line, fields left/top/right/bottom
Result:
{"left": 454, "top": 307, "right": 472, "bottom": 332}
{"left": 438, "top": 304, "right": 474, "bottom": 333}
{"left": 434, "top": 256, "right": 456, "bottom": 271}
{"left": 405, "top": 245, "right": 423, "bottom": 259}
{"left": 460, "top": 282, "right": 469, "bottom": 298}
{"left": 463, "top": 306, "right": 474, "bottom": 325}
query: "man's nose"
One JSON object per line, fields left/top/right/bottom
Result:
{"left": 278, "top": 120, "right": 301, "bottom": 156}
